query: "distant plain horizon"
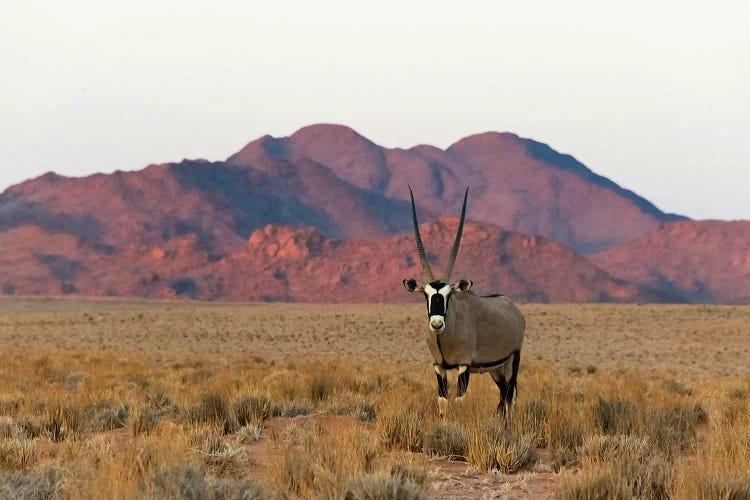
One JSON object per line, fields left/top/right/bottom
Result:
{"left": 2, "top": 1, "right": 748, "bottom": 220}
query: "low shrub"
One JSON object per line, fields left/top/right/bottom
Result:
{"left": 271, "top": 403, "right": 310, "bottom": 418}
{"left": 0, "top": 465, "right": 67, "bottom": 499}
{"left": 151, "top": 465, "right": 265, "bottom": 499}
{"left": 343, "top": 473, "right": 426, "bottom": 500}
{"left": 422, "top": 423, "right": 468, "bottom": 459}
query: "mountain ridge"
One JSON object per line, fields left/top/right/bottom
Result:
{"left": 1, "top": 123, "right": 745, "bottom": 303}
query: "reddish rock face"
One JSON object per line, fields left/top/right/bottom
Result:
{"left": 248, "top": 226, "right": 329, "bottom": 260}
{"left": 590, "top": 221, "right": 750, "bottom": 303}
{"left": 0, "top": 124, "right": 744, "bottom": 303}
{"left": 0, "top": 218, "right": 675, "bottom": 303}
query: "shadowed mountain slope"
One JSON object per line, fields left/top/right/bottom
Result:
{"left": 229, "top": 124, "right": 685, "bottom": 253}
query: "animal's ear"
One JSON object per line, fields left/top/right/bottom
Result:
{"left": 451, "top": 279, "right": 473, "bottom": 293}
{"left": 403, "top": 279, "right": 421, "bottom": 292}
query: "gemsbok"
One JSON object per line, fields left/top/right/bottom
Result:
{"left": 402, "top": 186, "right": 526, "bottom": 419}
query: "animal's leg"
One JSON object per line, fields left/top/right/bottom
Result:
{"left": 489, "top": 368, "right": 509, "bottom": 416}
{"left": 504, "top": 350, "right": 522, "bottom": 427}
{"left": 456, "top": 365, "right": 470, "bottom": 402}
{"left": 434, "top": 365, "right": 449, "bottom": 417}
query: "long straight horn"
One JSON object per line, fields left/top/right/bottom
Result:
{"left": 409, "top": 186, "right": 434, "bottom": 283}
{"left": 443, "top": 187, "right": 469, "bottom": 282}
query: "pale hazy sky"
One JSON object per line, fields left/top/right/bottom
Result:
{"left": 1, "top": 1, "right": 748, "bottom": 219}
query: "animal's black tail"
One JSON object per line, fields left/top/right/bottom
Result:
{"left": 506, "top": 350, "right": 521, "bottom": 406}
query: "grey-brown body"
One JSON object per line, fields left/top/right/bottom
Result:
{"left": 403, "top": 185, "right": 526, "bottom": 418}
{"left": 425, "top": 293, "right": 525, "bottom": 372}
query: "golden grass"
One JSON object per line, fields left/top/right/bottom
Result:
{"left": 0, "top": 298, "right": 749, "bottom": 498}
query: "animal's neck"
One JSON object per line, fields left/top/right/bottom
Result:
{"left": 443, "top": 293, "right": 465, "bottom": 334}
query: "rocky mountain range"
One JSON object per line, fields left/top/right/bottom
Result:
{"left": 0, "top": 124, "right": 746, "bottom": 303}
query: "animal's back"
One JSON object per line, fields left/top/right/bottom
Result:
{"left": 487, "top": 295, "right": 526, "bottom": 341}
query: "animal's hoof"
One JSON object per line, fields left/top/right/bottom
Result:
{"left": 455, "top": 396, "right": 465, "bottom": 403}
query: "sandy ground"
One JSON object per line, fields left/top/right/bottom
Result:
{"left": 1, "top": 297, "right": 748, "bottom": 377}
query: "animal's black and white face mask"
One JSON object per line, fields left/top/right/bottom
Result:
{"left": 403, "top": 279, "right": 473, "bottom": 333}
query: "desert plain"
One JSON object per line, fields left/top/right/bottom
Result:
{"left": 0, "top": 297, "right": 749, "bottom": 498}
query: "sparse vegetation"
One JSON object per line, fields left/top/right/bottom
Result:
{"left": 0, "top": 298, "right": 749, "bottom": 497}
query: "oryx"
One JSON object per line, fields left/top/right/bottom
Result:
{"left": 402, "top": 186, "right": 525, "bottom": 418}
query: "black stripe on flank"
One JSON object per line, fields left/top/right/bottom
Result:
{"left": 440, "top": 351, "right": 515, "bottom": 371}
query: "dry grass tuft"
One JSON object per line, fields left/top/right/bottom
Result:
{"left": 195, "top": 434, "right": 250, "bottom": 478}
{"left": 545, "top": 409, "right": 586, "bottom": 472}
{"left": 727, "top": 387, "right": 749, "bottom": 400}
{"left": 389, "top": 457, "right": 431, "bottom": 487}
{"left": 422, "top": 422, "right": 468, "bottom": 459}
{"left": 187, "top": 392, "right": 239, "bottom": 434}
{"left": 43, "top": 400, "right": 82, "bottom": 442}
{"left": 376, "top": 387, "right": 431, "bottom": 452}
{"left": 235, "top": 396, "right": 271, "bottom": 425}
{"left": 310, "top": 373, "right": 336, "bottom": 403}
{"left": 131, "top": 407, "right": 161, "bottom": 436}
{"left": 468, "top": 422, "right": 539, "bottom": 473}
{"left": 564, "top": 434, "right": 674, "bottom": 499}
{"left": 377, "top": 405, "right": 423, "bottom": 452}
{"left": 272, "top": 442, "right": 315, "bottom": 497}
{"left": 696, "top": 475, "right": 750, "bottom": 499}
{"left": 87, "top": 400, "right": 129, "bottom": 431}
{"left": 145, "top": 390, "right": 179, "bottom": 417}
{"left": 17, "top": 418, "right": 45, "bottom": 440}
{"left": 517, "top": 399, "right": 549, "bottom": 440}
{"left": 150, "top": 465, "right": 265, "bottom": 499}
{"left": 0, "top": 417, "right": 22, "bottom": 440}
{"left": 0, "top": 438, "right": 38, "bottom": 471}
{"left": 271, "top": 402, "right": 311, "bottom": 418}
{"left": 329, "top": 400, "right": 378, "bottom": 423}
{"left": 647, "top": 403, "right": 702, "bottom": 456}
{"left": 557, "top": 470, "right": 631, "bottom": 500}
{"left": 236, "top": 423, "right": 263, "bottom": 444}
{"left": 662, "top": 379, "right": 693, "bottom": 396}
{"left": 270, "top": 422, "right": 396, "bottom": 497}
{"left": 595, "top": 398, "right": 640, "bottom": 436}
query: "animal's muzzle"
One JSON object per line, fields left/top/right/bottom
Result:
{"left": 429, "top": 315, "right": 445, "bottom": 333}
